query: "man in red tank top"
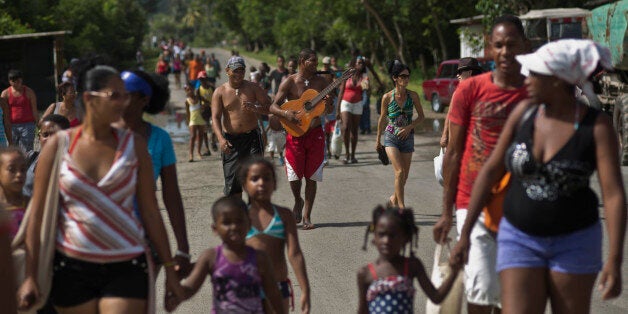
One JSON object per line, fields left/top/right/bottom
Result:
{"left": 1, "top": 70, "right": 38, "bottom": 151}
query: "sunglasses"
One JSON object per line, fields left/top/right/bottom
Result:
{"left": 87, "top": 90, "right": 130, "bottom": 101}
{"left": 38, "top": 131, "right": 56, "bottom": 138}
{"left": 396, "top": 74, "right": 410, "bottom": 79}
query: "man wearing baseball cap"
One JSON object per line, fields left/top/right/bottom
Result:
{"left": 211, "top": 56, "right": 272, "bottom": 197}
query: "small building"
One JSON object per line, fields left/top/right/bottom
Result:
{"left": 0, "top": 31, "right": 71, "bottom": 109}
{"left": 519, "top": 8, "right": 591, "bottom": 50}
{"left": 450, "top": 15, "right": 488, "bottom": 59}
{"left": 451, "top": 8, "right": 591, "bottom": 59}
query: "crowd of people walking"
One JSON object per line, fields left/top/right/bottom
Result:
{"left": 0, "top": 14, "right": 624, "bottom": 314}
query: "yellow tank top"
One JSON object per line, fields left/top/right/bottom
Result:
{"left": 198, "top": 85, "right": 213, "bottom": 105}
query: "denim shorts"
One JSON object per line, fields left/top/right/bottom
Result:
{"left": 497, "top": 217, "right": 602, "bottom": 274}
{"left": 383, "top": 131, "right": 414, "bottom": 153}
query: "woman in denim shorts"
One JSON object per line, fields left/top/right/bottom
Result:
{"left": 451, "top": 39, "right": 626, "bottom": 313}
{"left": 375, "top": 60, "right": 424, "bottom": 208}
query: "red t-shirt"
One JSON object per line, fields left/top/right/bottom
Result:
{"left": 447, "top": 72, "right": 527, "bottom": 209}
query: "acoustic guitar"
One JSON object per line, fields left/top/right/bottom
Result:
{"left": 280, "top": 69, "right": 355, "bottom": 137}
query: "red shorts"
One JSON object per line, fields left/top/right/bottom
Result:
{"left": 323, "top": 120, "right": 336, "bottom": 134}
{"left": 285, "top": 126, "right": 325, "bottom": 181}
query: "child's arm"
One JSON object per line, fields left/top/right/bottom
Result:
{"left": 257, "top": 250, "right": 285, "bottom": 314}
{"left": 180, "top": 248, "right": 215, "bottom": 299}
{"left": 413, "top": 257, "right": 461, "bottom": 304}
{"left": 279, "top": 207, "right": 311, "bottom": 313}
{"left": 356, "top": 265, "right": 371, "bottom": 314}
{"left": 184, "top": 100, "right": 190, "bottom": 125}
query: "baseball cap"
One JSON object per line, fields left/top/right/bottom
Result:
{"left": 227, "top": 56, "right": 246, "bottom": 70}
{"left": 322, "top": 56, "right": 331, "bottom": 64}
{"left": 197, "top": 71, "right": 208, "bottom": 79}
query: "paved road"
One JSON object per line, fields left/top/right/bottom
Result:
{"left": 152, "top": 48, "right": 628, "bottom": 313}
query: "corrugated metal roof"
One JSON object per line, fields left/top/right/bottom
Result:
{"left": 0, "top": 31, "right": 71, "bottom": 40}
{"left": 519, "top": 8, "right": 591, "bottom": 20}
{"left": 450, "top": 15, "right": 485, "bottom": 24}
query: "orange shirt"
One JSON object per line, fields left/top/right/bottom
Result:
{"left": 188, "top": 60, "right": 203, "bottom": 81}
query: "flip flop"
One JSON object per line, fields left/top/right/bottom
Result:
{"left": 302, "top": 221, "right": 316, "bottom": 230}
{"left": 293, "top": 198, "right": 304, "bottom": 223}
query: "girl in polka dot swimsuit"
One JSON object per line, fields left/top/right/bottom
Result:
{"left": 357, "top": 206, "right": 461, "bottom": 313}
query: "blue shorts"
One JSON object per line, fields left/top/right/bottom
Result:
{"left": 383, "top": 131, "right": 414, "bottom": 153}
{"left": 497, "top": 217, "right": 602, "bottom": 274}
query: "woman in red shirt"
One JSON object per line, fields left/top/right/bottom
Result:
{"left": 337, "top": 56, "right": 369, "bottom": 164}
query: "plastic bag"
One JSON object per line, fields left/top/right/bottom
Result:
{"left": 434, "top": 148, "right": 445, "bottom": 186}
{"left": 330, "top": 120, "right": 343, "bottom": 157}
{"left": 425, "top": 242, "right": 464, "bottom": 314}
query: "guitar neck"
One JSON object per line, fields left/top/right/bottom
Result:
{"left": 310, "top": 69, "right": 355, "bottom": 105}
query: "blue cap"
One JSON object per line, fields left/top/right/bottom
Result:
{"left": 121, "top": 71, "right": 152, "bottom": 97}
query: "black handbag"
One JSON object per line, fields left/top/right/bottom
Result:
{"left": 376, "top": 146, "right": 389, "bottom": 165}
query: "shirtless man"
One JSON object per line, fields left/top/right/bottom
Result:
{"left": 270, "top": 48, "right": 335, "bottom": 230}
{"left": 212, "top": 56, "right": 271, "bottom": 197}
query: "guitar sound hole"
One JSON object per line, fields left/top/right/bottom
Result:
{"left": 304, "top": 102, "right": 311, "bottom": 111}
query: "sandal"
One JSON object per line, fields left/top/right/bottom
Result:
{"left": 342, "top": 158, "right": 349, "bottom": 165}
{"left": 350, "top": 158, "right": 358, "bottom": 164}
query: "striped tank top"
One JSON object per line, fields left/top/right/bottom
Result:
{"left": 56, "top": 128, "right": 145, "bottom": 263}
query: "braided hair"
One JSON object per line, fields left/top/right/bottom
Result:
{"left": 362, "top": 205, "right": 419, "bottom": 257}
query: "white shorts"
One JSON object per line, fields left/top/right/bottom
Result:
{"left": 340, "top": 100, "right": 363, "bottom": 115}
{"left": 266, "top": 130, "right": 286, "bottom": 153}
{"left": 456, "top": 209, "right": 501, "bottom": 307}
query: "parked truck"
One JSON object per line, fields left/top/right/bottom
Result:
{"left": 586, "top": 0, "right": 628, "bottom": 164}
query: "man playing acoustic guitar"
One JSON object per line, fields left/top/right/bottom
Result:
{"left": 211, "top": 56, "right": 271, "bottom": 197}
{"left": 270, "top": 48, "right": 335, "bottom": 230}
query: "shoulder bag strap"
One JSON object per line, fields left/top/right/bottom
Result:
{"left": 12, "top": 133, "right": 65, "bottom": 248}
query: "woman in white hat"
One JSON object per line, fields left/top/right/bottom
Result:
{"left": 451, "top": 39, "right": 625, "bottom": 313}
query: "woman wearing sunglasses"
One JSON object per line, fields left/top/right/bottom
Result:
{"left": 17, "top": 61, "right": 185, "bottom": 313}
{"left": 42, "top": 82, "right": 81, "bottom": 128}
{"left": 375, "top": 60, "right": 424, "bottom": 208}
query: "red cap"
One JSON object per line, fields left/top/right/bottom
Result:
{"left": 197, "top": 71, "right": 208, "bottom": 79}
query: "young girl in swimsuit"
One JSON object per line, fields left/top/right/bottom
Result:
{"left": 238, "top": 157, "right": 311, "bottom": 313}
{"left": 185, "top": 84, "right": 205, "bottom": 162}
{"left": 173, "top": 196, "right": 284, "bottom": 314}
{"left": 357, "top": 205, "right": 461, "bottom": 313}
{"left": 0, "top": 147, "right": 27, "bottom": 239}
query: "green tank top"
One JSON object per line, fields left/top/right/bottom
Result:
{"left": 386, "top": 90, "right": 413, "bottom": 135}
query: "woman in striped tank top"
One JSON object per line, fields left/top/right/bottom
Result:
{"left": 375, "top": 60, "right": 424, "bottom": 209}
{"left": 17, "top": 63, "right": 185, "bottom": 313}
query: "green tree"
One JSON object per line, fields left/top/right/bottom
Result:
{"left": 53, "top": 0, "right": 147, "bottom": 65}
